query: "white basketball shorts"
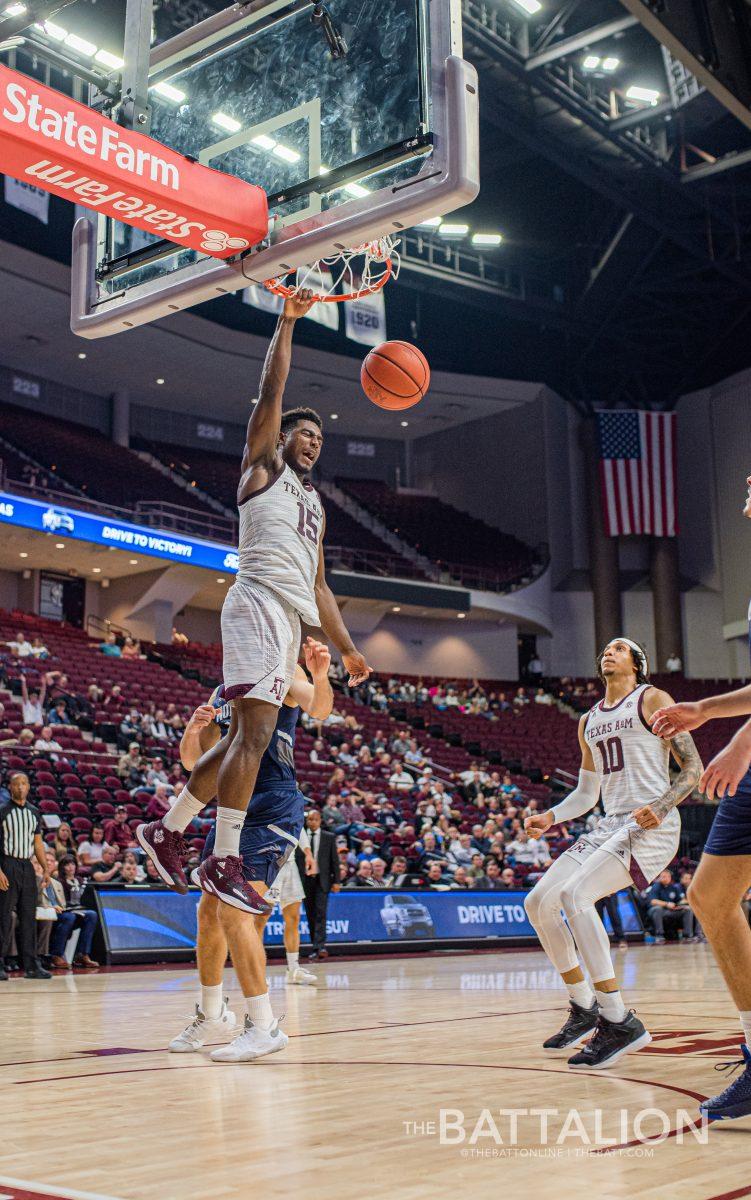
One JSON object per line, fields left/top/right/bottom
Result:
{"left": 563, "top": 809, "right": 681, "bottom": 888}
{"left": 221, "top": 578, "right": 300, "bottom": 707}
{"left": 266, "top": 855, "right": 305, "bottom": 909}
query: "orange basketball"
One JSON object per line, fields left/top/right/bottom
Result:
{"left": 361, "top": 341, "right": 430, "bottom": 411}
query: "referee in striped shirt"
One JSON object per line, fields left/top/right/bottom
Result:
{"left": 0, "top": 772, "right": 52, "bottom": 979}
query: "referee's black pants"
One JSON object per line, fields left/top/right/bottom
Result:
{"left": 0, "top": 858, "right": 37, "bottom": 969}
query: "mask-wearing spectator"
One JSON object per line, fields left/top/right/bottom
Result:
{"left": 346, "top": 860, "right": 374, "bottom": 887}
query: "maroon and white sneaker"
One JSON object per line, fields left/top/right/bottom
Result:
{"left": 136, "top": 821, "right": 188, "bottom": 893}
{"left": 197, "top": 854, "right": 272, "bottom": 915}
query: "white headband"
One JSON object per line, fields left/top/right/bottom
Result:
{"left": 604, "top": 637, "right": 649, "bottom": 675}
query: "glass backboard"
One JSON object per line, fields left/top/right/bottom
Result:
{"left": 70, "top": 0, "right": 478, "bottom": 337}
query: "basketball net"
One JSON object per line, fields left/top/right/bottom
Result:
{"left": 264, "top": 235, "right": 400, "bottom": 304}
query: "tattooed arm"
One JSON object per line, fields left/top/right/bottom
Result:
{"left": 632, "top": 688, "right": 703, "bottom": 830}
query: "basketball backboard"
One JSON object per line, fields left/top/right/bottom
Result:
{"left": 69, "top": 0, "right": 478, "bottom": 337}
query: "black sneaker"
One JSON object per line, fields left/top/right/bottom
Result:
{"left": 0, "top": 962, "right": 7, "bottom": 982}
{"left": 568, "top": 1011, "right": 651, "bottom": 1070}
{"left": 543, "top": 1000, "right": 599, "bottom": 1050}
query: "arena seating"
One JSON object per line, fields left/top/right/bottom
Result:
{"left": 336, "top": 476, "right": 540, "bottom": 591}
{"left": 0, "top": 606, "right": 742, "bottom": 881}
{"left": 0, "top": 402, "right": 216, "bottom": 515}
{"left": 136, "top": 439, "right": 429, "bottom": 579}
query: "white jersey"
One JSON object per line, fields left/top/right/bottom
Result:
{"left": 583, "top": 683, "right": 670, "bottom": 817}
{"left": 237, "top": 463, "right": 322, "bottom": 626}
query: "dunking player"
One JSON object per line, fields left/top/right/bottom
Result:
{"left": 649, "top": 472, "right": 751, "bottom": 1119}
{"left": 169, "top": 637, "right": 332, "bottom": 1061}
{"left": 137, "top": 290, "right": 371, "bottom": 912}
{"left": 524, "top": 638, "right": 702, "bottom": 1069}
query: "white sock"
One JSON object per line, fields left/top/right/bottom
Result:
{"left": 286, "top": 951, "right": 299, "bottom": 972}
{"left": 214, "top": 806, "right": 243, "bottom": 858}
{"left": 245, "top": 992, "right": 274, "bottom": 1031}
{"left": 596, "top": 988, "right": 627, "bottom": 1022}
{"left": 739, "top": 1011, "right": 751, "bottom": 1049}
{"left": 200, "top": 983, "right": 224, "bottom": 1021}
{"left": 163, "top": 787, "right": 204, "bottom": 833}
{"left": 567, "top": 980, "right": 595, "bottom": 1009}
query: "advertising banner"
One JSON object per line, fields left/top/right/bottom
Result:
{"left": 0, "top": 63, "right": 267, "bottom": 257}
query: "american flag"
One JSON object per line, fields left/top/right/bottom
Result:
{"left": 596, "top": 410, "right": 677, "bottom": 537}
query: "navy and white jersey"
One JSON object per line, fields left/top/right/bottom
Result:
{"left": 209, "top": 684, "right": 299, "bottom": 791}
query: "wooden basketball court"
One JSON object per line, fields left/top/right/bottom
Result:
{"left": 2, "top": 944, "right": 749, "bottom": 1200}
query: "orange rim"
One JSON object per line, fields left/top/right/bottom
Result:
{"left": 263, "top": 257, "right": 393, "bottom": 303}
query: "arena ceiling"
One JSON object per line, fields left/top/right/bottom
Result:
{"left": 4, "top": 0, "right": 751, "bottom": 415}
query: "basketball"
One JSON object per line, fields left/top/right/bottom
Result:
{"left": 360, "top": 341, "right": 430, "bottom": 410}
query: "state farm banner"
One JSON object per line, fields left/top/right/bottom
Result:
{"left": 0, "top": 64, "right": 268, "bottom": 259}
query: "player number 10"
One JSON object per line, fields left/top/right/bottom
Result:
{"left": 595, "top": 736, "right": 624, "bottom": 776}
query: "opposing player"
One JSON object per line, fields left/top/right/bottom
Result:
{"left": 524, "top": 637, "right": 702, "bottom": 1069}
{"left": 256, "top": 825, "right": 318, "bottom": 987}
{"left": 169, "top": 637, "right": 333, "bottom": 1061}
{"left": 137, "top": 290, "right": 371, "bottom": 911}
{"left": 648, "top": 472, "right": 751, "bottom": 1119}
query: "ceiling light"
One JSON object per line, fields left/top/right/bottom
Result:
{"left": 319, "top": 164, "right": 331, "bottom": 175}
{"left": 156, "top": 377, "right": 165, "bottom": 384}
{"left": 152, "top": 81, "right": 186, "bottom": 103}
{"left": 509, "top": 0, "right": 541, "bottom": 14}
{"left": 272, "top": 143, "right": 300, "bottom": 163}
{"left": 77, "top": 352, "right": 87, "bottom": 359}
{"left": 330, "top": 413, "right": 339, "bottom": 420}
{"left": 216, "top": 577, "right": 225, "bottom": 583}
{"left": 472, "top": 233, "right": 503, "bottom": 246}
{"left": 457, "top": 612, "right": 466, "bottom": 619}
{"left": 438, "top": 223, "right": 469, "bottom": 238}
{"left": 35, "top": 20, "right": 66, "bottom": 40}
{"left": 55, "top": 543, "right": 65, "bottom": 549}
{"left": 5, "top": 4, "right": 26, "bottom": 15}
{"left": 95, "top": 49, "right": 124, "bottom": 70}
{"left": 212, "top": 112, "right": 241, "bottom": 133}
{"left": 129, "top": 559, "right": 138, "bottom": 565}
{"left": 345, "top": 182, "right": 369, "bottom": 198}
{"left": 602, "top": 56, "right": 620, "bottom": 71}
{"left": 626, "top": 85, "right": 660, "bottom": 105}
{"left": 92, "top": 567, "right": 102, "bottom": 574}
{"left": 582, "top": 55, "right": 600, "bottom": 70}
{"left": 64, "top": 32, "right": 97, "bottom": 57}
{"left": 400, "top": 421, "right": 409, "bottom": 427}
{"left": 392, "top": 606, "right": 401, "bottom": 612}
{"left": 252, "top": 133, "right": 277, "bottom": 150}
{"left": 418, "top": 216, "right": 442, "bottom": 228}
{"left": 19, "top": 551, "right": 28, "bottom": 558}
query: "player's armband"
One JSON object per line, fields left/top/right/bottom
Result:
{"left": 551, "top": 769, "right": 600, "bottom": 823}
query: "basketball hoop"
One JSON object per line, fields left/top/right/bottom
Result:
{"left": 263, "top": 235, "right": 400, "bottom": 303}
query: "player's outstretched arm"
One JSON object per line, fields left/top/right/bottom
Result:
{"left": 241, "top": 290, "right": 317, "bottom": 477}
{"left": 699, "top": 718, "right": 751, "bottom": 802}
{"left": 287, "top": 638, "right": 335, "bottom": 720}
{"left": 632, "top": 689, "right": 702, "bottom": 829}
{"left": 314, "top": 528, "right": 372, "bottom": 686}
{"left": 650, "top": 681, "right": 751, "bottom": 738}
{"left": 179, "top": 703, "right": 221, "bottom": 771}
{"left": 525, "top": 716, "right": 600, "bottom": 838}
